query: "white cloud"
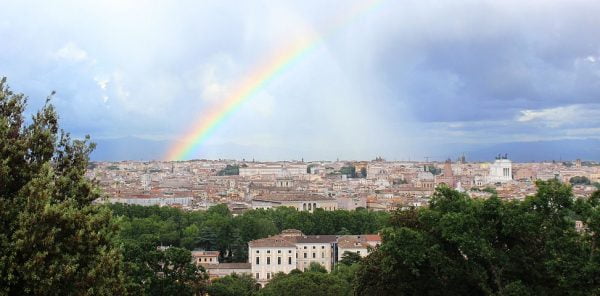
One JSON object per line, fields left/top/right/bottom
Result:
{"left": 517, "top": 104, "right": 600, "bottom": 127}
{"left": 54, "top": 42, "right": 88, "bottom": 62}
{"left": 94, "top": 76, "right": 109, "bottom": 90}
{"left": 198, "top": 56, "right": 236, "bottom": 103}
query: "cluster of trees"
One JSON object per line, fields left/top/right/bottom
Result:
{"left": 470, "top": 186, "right": 498, "bottom": 194}
{"left": 338, "top": 165, "right": 367, "bottom": 178}
{"left": 355, "top": 181, "right": 600, "bottom": 295}
{"left": 110, "top": 203, "right": 390, "bottom": 263}
{"left": 217, "top": 164, "right": 240, "bottom": 176}
{"left": 427, "top": 165, "right": 442, "bottom": 176}
{"left": 570, "top": 175, "right": 591, "bottom": 185}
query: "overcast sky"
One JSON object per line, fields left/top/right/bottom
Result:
{"left": 1, "top": 0, "right": 599, "bottom": 160}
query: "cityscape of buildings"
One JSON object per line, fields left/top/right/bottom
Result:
{"left": 89, "top": 155, "right": 600, "bottom": 213}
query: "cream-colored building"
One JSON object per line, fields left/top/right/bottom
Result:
{"left": 251, "top": 193, "right": 337, "bottom": 212}
{"left": 337, "top": 235, "right": 381, "bottom": 261}
{"left": 248, "top": 230, "right": 380, "bottom": 286}
{"left": 192, "top": 250, "right": 251, "bottom": 279}
{"left": 248, "top": 233, "right": 299, "bottom": 286}
{"left": 191, "top": 250, "right": 219, "bottom": 266}
{"left": 295, "top": 235, "right": 337, "bottom": 272}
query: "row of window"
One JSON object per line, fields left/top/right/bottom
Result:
{"left": 256, "top": 249, "right": 294, "bottom": 254}
{"left": 255, "top": 252, "right": 327, "bottom": 265}
{"left": 256, "top": 257, "right": 293, "bottom": 265}
{"left": 255, "top": 245, "right": 327, "bottom": 254}
{"left": 302, "top": 245, "right": 326, "bottom": 249}
{"left": 256, "top": 272, "right": 271, "bottom": 280}
{"left": 301, "top": 252, "right": 325, "bottom": 259}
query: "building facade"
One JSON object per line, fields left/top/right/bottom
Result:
{"left": 248, "top": 229, "right": 380, "bottom": 286}
{"left": 488, "top": 155, "right": 513, "bottom": 183}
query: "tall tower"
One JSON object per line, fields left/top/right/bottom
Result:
{"left": 444, "top": 159, "right": 453, "bottom": 177}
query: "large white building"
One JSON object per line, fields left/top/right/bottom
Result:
{"left": 487, "top": 155, "right": 513, "bottom": 184}
{"left": 248, "top": 229, "right": 380, "bottom": 286}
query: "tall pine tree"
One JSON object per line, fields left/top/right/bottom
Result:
{"left": 0, "top": 77, "right": 126, "bottom": 295}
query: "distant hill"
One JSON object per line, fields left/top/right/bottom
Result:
{"left": 90, "top": 137, "right": 171, "bottom": 161}
{"left": 463, "top": 139, "right": 600, "bottom": 162}
{"left": 90, "top": 137, "right": 600, "bottom": 162}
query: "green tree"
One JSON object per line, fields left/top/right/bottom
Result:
{"left": 207, "top": 273, "right": 258, "bottom": 296}
{"left": 218, "top": 164, "right": 240, "bottom": 176}
{"left": 339, "top": 166, "right": 356, "bottom": 178}
{"left": 0, "top": 77, "right": 126, "bottom": 294}
{"left": 355, "top": 181, "right": 600, "bottom": 295}
{"left": 307, "top": 262, "right": 327, "bottom": 273}
{"left": 181, "top": 224, "right": 201, "bottom": 250}
{"left": 147, "top": 247, "right": 209, "bottom": 296}
{"left": 570, "top": 176, "right": 591, "bottom": 185}
{"left": 258, "top": 271, "right": 351, "bottom": 296}
{"left": 339, "top": 251, "right": 362, "bottom": 266}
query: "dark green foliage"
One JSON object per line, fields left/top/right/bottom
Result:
{"left": 207, "top": 273, "right": 258, "bottom": 296}
{"left": 0, "top": 77, "right": 126, "bottom": 294}
{"left": 307, "top": 164, "right": 317, "bottom": 174}
{"left": 570, "top": 176, "right": 591, "bottom": 185}
{"left": 111, "top": 204, "right": 390, "bottom": 263}
{"left": 146, "top": 247, "right": 209, "bottom": 296}
{"left": 218, "top": 164, "right": 240, "bottom": 176}
{"left": 393, "top": 178, "right": 408, "bottom": 185}
{"left": 427, "top": 165, "right": 442, "bottom": 175}
{"left": 339, "top": 251, "right": 362, "bottom": 266}
{"left": 307, "top": 262, "right": 327, "bottom": 273}
{"left": 339, "top": 166, "right": 356, "bottom": 178}
{"left": 471, "top": 186, "right": 499, "bottom": 194}
{"left": 355, "top": 181, "right": 600, "bottom": 296}
{"left": 258, "top": 270, "right": 351, "bottom": 296}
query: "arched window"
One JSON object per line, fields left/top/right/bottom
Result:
{"left": 303, "top": 203, "right": 306, "bottom": 211}
{"left": 313, "top": 203, "right": 317, "bottom": 209}
{"left": 308, "top": 203, "right": 312, "bottom": 210}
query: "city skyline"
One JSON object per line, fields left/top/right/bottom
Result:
{"left": 2, "top": 0, "right": 600, "bottom": 161}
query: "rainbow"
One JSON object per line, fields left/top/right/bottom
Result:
{"left": 165, "top": 0, "right": 383, "bottom": 161}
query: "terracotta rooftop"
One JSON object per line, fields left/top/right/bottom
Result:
{"left": 295, "top": 235, "right": 339, "bottom": 244}
{"left": 248, "top": 236, "right": 296, "bottom": 248}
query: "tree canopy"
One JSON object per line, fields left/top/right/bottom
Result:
{"left": 258, "top": 270, "right": 351, "bottom": 296}
{"left": 0, "top": 77, "right": 126, "bottom": 294}
{"left": 355, "top": 181, "right": 600, "bottom": 296}
{"left": 110, "top": 203, "right": 390, "bottom": 263}
{"left": 570, "top": 176, "right": 591, "bottom": 185}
